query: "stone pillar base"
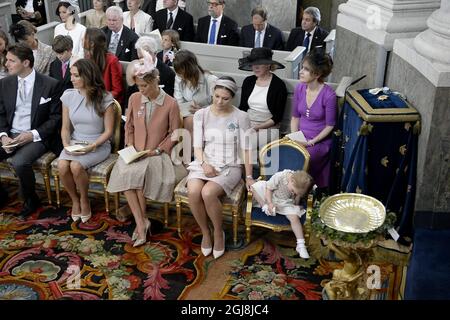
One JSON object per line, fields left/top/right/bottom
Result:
{"left": 386, "top": 38, "right": 450, "bottom": 216}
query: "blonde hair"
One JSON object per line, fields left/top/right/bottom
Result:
{"left": 291, "top": 170, "right": 314, "bottom": 197}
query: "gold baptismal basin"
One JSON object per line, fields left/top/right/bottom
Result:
{"left": 318, "top": 193, "right": 387, "bottom": 300}
{"left": 319, "top": 193, "right": 386, "bottom": 234}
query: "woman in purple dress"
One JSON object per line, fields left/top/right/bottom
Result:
{"left": 291, "top": 51, "right": 336, "bottom": 189}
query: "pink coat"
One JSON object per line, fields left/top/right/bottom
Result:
{"left": 125, "top": 91, "right": 180, "bottom": 154}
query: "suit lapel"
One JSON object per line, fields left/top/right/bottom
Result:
{"left": 116, "top": 30, "right": 125, "bottom": 57}
{"left": 7, "top": 77, "right": 18, "bottom": 125}
{"left": 31, "top": 73, "right": 43, "bottom": 125}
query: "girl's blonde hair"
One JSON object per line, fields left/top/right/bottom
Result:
{"left": 291, "top": 170, "right": 314, "bottom": 196}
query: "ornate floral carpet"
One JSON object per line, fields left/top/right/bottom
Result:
{"left": 220, "top": 238, "right": 408, "bottom": 300}
{"left": 0, "top": 186, "right": 408, "bottom": 301}
{"left": 0, "top": 192, "right": 205, "bottom": 300}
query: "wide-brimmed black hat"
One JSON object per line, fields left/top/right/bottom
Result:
{"left": 238, "top": 47, "right": 285, "bottom": 71}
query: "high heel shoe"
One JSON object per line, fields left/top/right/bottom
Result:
{"left": 131, "top": 229, "right": 138, "bottom": 242}
{"left": 133, "top": 219, "right": 151, "bottom": 247}
{"left": 200, "top": 234, "right": 212, "bottom": 256}
{"left": 213, "top": 231, "right": 226, "bottom": 259}
{"left": 80, "top": 212, "right": 92, "bottom": 223}
{"left": 71, "top": 212, "right": 81, "bottom": 222}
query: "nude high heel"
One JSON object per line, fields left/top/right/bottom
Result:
{"left": 213, "top": 231, "right": 226, "bottom": 259}
{"left": 133, "top": 219, "right": 151, "bottom": 247}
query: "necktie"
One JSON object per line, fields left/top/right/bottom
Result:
{"left": 208, "top": 19, "right": 217, "bottom": 44}
{"left": 18, "top": 78, "right": 26, "bottom": 101}
{"left": 167, "top": 12, "right": 174, "bottom": 29}
{"left": 61, "top": 61, "right": 68, "bottom": 78}
{"left": 255, "top": 31, "right": 261, "bottom": 48}
{"left": 108, "top": 33, "right": 119, "bottom": 54}
{"left": 303, "top": 32, "right": 311, "bottom": 52}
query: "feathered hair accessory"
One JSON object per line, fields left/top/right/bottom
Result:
{"left": 134, "top": 50, "right": 155, "bottom": 78}
{"left": 126, "top": 50, "right": 156, "bottom": 86}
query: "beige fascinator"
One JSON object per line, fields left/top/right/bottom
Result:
{"left": 125, "top": 50, "right": 156, "bottom": 86}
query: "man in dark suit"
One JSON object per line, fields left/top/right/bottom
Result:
{"left": 103, "top": 6, "right": 139, "bottom": 62}
{"left": 153, "top": 0, "right": 195, "bottom": 42}
{"left": 240, "top": 6, "right": 284, "bottom": 50}
{"left": 0, "top": 45, "right": 61, "bottom": 213}
{"left": 286, "top": 6, "right": 329, "bottom": 52}
{"left": 195, "top": 0, "right": 239, "bottom": 46}
{"left": 49, "top": 35, "right": 74, "bottom": 96}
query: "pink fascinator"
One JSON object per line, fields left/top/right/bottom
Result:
{"left": 126, "top": 50, "right": 156, "bottom": 86}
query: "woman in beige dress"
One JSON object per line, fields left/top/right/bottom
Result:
{"left": 107, "top": 54, "right": 181, "bottom": 247}
{"left": 187, "top": 76, "right": 254, "bottom": 259}
{"left": 85, "top": 0, "right": 107, "bottom": 28}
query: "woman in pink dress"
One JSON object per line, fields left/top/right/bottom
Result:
{"left": 291, "top": 50, "right": 336, "bottom": 189}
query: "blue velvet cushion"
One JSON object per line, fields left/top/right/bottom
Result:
{"left": 251, "top": 207, "right": 307, "bottom": 225}
{"left": 260, "top": 145, "right": 306, "bottom": 179}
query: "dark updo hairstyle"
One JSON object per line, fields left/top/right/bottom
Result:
{"left": 303, "top": 49, "right": 333, "bottom": 83}
{"left": 9, "top": 20, "right": 36, "bottom": 42}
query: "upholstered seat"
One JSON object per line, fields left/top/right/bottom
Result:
{"left": 0, "top": 151, "right": 56, "bottom": 204}
{"left": 174, "top": 175, "right": 246, "bottom": 247}
{"left": 245, "top": 137, "right": 311, "bottom": 244}
{"left": 51, "top": 100, "right": 122, "bottom": 213}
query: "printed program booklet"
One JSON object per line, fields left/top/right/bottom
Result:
{"left": 118, "top": 146, "right": 148, "bottom": 164}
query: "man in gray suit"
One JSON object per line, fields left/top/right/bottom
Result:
{"left": 0, "top": 45, "right": 61, "bottom": 214}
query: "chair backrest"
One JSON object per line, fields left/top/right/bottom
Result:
{"left": 111, "top": 99, "right": 122, "bottom": 153}
{"left": 258, "top": 138, "right": 310, "bottom": 180}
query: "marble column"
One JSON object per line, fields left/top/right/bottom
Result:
{"left": 385, "top": 0, "right": 450, "bottom": 224}
{"left": 332, "top": 0, "right": 441, "bottom": 88}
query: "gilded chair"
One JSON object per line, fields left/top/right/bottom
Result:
{"left": 174, "top": 176, "right": 246, "bottom": 248}
{"left": 51, "top": 100, "right": 122, "bottom": 213}
{"left": 112, "top": 109, "right": 186, "bottom": 227}
{"left": 0, "top": 151, "right": 56, "bottom": 205}
{"left": 245, "top": 137, "right": 312, "bottom": 244}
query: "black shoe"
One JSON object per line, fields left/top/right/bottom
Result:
{"left": 19, "top": 198, "right": 42, "bottom": 216}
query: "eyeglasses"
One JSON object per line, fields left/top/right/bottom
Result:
{"left": 207, "top": 2, "right": 222, "bottom": 7}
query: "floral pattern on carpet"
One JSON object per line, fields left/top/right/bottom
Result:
{"left": 0, "top": 202, "right": 202, "bottom": 300}
{"left": 225, "top": 240, "right": 332, "bottom": 300}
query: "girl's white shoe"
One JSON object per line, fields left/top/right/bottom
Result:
{"left": 296, "top": 238, "right": 310, "bottom": 259}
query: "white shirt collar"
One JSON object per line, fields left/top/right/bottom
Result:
{"left": 18, "top": 69, "right": 36, "bottom": 85}
{"left": 168, "top": 6, "right": 179, "bottom": 19}
{"left": 113, "top": 26, "right": 124, "bottom": 38}
{"left": 305, "top": 26, "right": 317, "bottom": 38}
{"left": 211, "top": 14, "right": 223, "bottom": 24}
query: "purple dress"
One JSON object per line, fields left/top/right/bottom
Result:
{"left": 292, "top": 83, "right": 337, "bottom": 188}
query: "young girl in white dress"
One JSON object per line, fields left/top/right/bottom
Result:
{"left": 251, "top": 170, "right": 314, "bottom": 258}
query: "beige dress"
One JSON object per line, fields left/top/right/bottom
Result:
{"left": 187, "top": 106, "right": 251, "bottom": 196}
{"left": 106, "top": 90, "right": 181, "bottom": 202}
{"left": 85, "top": 9, "right": 107, "bottom": 28}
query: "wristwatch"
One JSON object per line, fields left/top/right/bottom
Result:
{"left": 154, "top": 148, "right": 161, "bottom": 155}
